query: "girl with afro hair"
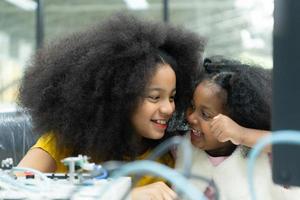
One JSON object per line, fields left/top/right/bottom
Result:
{"left": 18, "top": 13, "right": 205, "bottom": 199}
{"left": 177, "top": 56, "right": 300, "bottom": 199}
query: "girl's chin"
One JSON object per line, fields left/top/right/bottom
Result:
{"left": 147, "top": 131, "right": 165, "bottom": 139}
{"left": 191, "top": 140, "right": 204, "bottom": 149}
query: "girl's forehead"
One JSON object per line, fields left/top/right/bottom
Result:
{"left": 194, "top": 80, "right": 227, "bottom": 109}
{"left": 146, "top": 64, "right": 176, "bottom": 90}
{"left": 199, "top": 80, "right": 223, "bottom": 94}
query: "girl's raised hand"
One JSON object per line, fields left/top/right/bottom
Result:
{"left": 210, "top": 114, "right": 245, "bottom": 145}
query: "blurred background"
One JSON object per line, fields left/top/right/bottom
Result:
{"left": 0, "top": 0, "right": 273, "bottom": 110}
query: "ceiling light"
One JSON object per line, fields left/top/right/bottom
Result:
{"left": 123, "top": 0, "right": 149, "bottom": 10}
{"left": 5, "top": 0, "right": 37, "bottom": 11}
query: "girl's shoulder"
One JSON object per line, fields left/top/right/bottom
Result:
{"left": 32, "top": 132, "right": 57, "bottom": 150}
{"left": 32, "top": 132, "right": 70, "bottom": 172}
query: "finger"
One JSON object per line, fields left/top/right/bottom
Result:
{"left": 210, "top": 120, "right": 223, "bottom": 133}
{"left": 164, "top": 188, "right": 177, "bottom": 200}
{"left": 159, "top": 183, "right": 178, "bottom": 199}
{"left": 213, "top": 114, "right": 222, "bottom": 119}
{"left": 210, "top": 123, "right": 220, "bottom": 134}
{"left": 211, "top": 119, "right": 227, "bottom": 135}
{"left": 210, "top": 116, "right": 220, "bottom": 127}
{"left": 218, "top": 134, "right": 230, "bottom": 142}
{"left": 160, "top": 189, "right": 178, "bottom": 200}
{"left": 212, "top": 113, "right": 225, "bottom": 122}
{"left": 161, "top": 192, "right": 174, "bottom": 200}
{"left": 212, "top": 128, "right": 222, "bottom": 139}
{"left": 210, "top": 116, "right": 224, "bottom": 130}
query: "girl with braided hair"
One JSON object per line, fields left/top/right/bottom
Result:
{"left": 177, "top": 56, "right": 300, "bottom": 199}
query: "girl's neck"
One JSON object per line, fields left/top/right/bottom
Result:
{"left": 132, "top": 135, "right": 158, "bottom": 155}
{"left": 205, "top": 145, "right": 236, "bottom": 157}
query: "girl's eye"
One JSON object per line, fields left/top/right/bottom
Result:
{"left": 169, "top": 95, "right": 175, "bottom": 102}
{"left": 148, "top": 96, "right": 159, "bottom": 102}
{"left": 201, "top": 110, "right": 212, "bottom": 120}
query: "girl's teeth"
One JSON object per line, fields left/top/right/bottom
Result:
{"left": 192, "top": 129, "right": 201, "bottom": 136}
{"left": 156, "top": 120, "right": 166, "bottom": 124}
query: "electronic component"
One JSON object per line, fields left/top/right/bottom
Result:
{"left": 0, "top": 156, "right": 130, "bottom": 199}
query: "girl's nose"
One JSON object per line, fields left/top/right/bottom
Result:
{"left": 159, "top": 101, "right": 175, "bottom": 116}
{"left": 187, "top": 112, "right": 197, "bottom": 125}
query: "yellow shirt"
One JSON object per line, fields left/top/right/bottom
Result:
{"left": 32, "top": 134, "right": 174, "bottom": 186}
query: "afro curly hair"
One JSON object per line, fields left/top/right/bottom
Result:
{"left": 202, "top": 56, "right": 272, "bottom": 131}
{"left": 18, "top": 13, "right": 205, "bottom": 161}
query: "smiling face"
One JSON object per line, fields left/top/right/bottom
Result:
{"left": 186, "top": 80, "right": 233, "bottom": 155}
{"left": 131, "top": 63, "right": 176, "bottom": 140}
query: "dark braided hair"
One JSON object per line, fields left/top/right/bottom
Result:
{"left": 200, "top": 56, "right": 272, "bottom": 131}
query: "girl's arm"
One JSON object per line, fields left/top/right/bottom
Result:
{"left": 131, "top": 182, "right": 177, "bottom": 200}
{"left": 17, "top": 148, "right": 57, "bottom": 172}
{"left": 210, "top": 114, "right": 271, "bottom": 152}
{"left": 238, "top": 127, "right": 271, "bottom": 152}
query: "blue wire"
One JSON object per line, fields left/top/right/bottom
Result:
{"left": 94, "top": 169, "right": 108, "bottom": 179}
{"left": 92, "top": 165, "right": 108, "bottom": 179}
{"left": 111, "top": 160, "right": 207, "bottom": 200}
{"left": 247, "top": 130, "right": 300, "bottom": 200}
